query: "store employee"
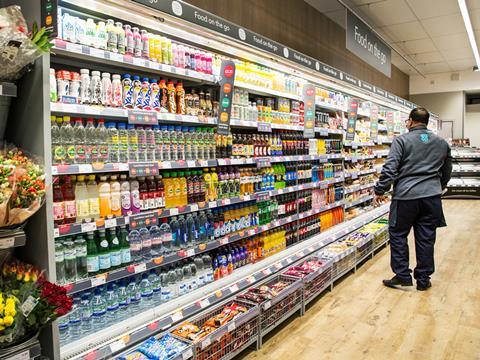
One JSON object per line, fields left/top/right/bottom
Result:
{"left": 373, "top": 107, "right": 452, "bottom": 291}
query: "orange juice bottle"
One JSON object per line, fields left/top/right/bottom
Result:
{"left": 171, "top": 172, "right": 180, "bottom": 207}
{"left": 98, "top": 175, "right": 112, "bottom": 218}
{"left": 178, "top": 171, "right": 188, "bottom": 206}
{"left": 163, "top": 172, "right": 173, "bottom": 208}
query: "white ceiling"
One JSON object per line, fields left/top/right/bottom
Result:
{"left": 304, "top": 0, "right": 480, "bottom": 76}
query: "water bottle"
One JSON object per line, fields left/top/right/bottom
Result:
{"left": 194, "top": 256, "right": 204, "bottom": 287}
{"left": 190, "top": 261, "right": 198, "bottom": 291}
{"left": 177, "top": 215, "right": 187, "bottom": 249}
{"left": 58, "top": 315, "right": 69, "bottom": 342}
{"left": 169, "top": 217, "right": 180, "bottom": 250}
{"left": 185, "top": 213, "right": 196, "bottom": 246}
{"left": 127, "top": 277, "right": 141, "bottom": 313}
{"left": 137, "top": 126, "right": 147, "bottom": 161}
{"left": 128, "top": 229, "right": 142, "bottom": 262}
{"left": 139, "top": 227, "right": 152, "bottom": 261}
{"left": 91, "top": 288, "right": 107, "bottom": 327}
{"left": 184, "top": 127, "right": 192, "bottom": 160}
{"left": 169, "top": 126, "right": 177, "bottom": 161}
{"left": 117, "top": 280, "right": 130, "bottom": 315}
{"left": 148, "top": 269, "right": 161, "bottom": 303}
{"left": 161, "top": 126, "right": 171, "bottom": 161}
{"left": 74, "top": 236, "right": 88, "bottom": 280}
{"left": 160, "top": 269, "right": 171, "bottom": 302}
{"left": 63, "top": 238, "right": 77, "bottom": 283}
{"left": 176, "top": 126, "right": 185, "bottom": 160}
{"left": 175, "top": 265, "right": 185, "bottom": 296}
{"left": 105, "top": 284, "right": 119, "bottom": 323}
{"left": 68, "top": 297, "right": 82, "bottom": 338}
{"left": 149, "top": 225, "right": 162, "bottom": 257}
{"left": 139, "top": 273, "right": 153, "bottom": 308}
{"left": 55, "top": 241, "right": 66, "bottom": 284}
{"left": 118, "top": 123, "right": 129, "bottom": 163}
{"left": 182, "top": 262, "right": 192, "bottom": 293}
{"left": 80, "top": 292, "right": 93, "bottom": 333}
{"left": 167, "top": 267, "right": 178, "bottom": 298}
{"left": 202, "top": 254, "right": 214, "bottom": 283}
{"left": 127, "top": 124, "right": 139, "bottom": 162}
{"left": 197, "top": 211, "right": 207, "bottom": 243}
{"left": 159, "top": 218, "right": 172, "bottom": 255}
{"left": 107, "top": 122, "right": 119, "bottom": 163}
{"left": 145, "top": 126, "right": 156, "bottom": 161}
{"left": 153, "top": 125, "right": 163, "bottom": 161}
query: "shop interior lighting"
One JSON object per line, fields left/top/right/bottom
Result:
{"left": 458, "top": 0, "right": 480, "bottom": 70}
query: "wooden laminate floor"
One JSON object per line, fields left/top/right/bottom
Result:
{"left": 241, "top": 200, "right": 480, "bottom": 360}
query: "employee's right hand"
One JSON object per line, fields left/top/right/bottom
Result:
{"left": 373, "top": 194, "right": 387, "bottom": 207}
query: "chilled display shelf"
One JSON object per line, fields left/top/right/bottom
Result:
{"left": 54, "top": 176, "right": 344, "bottom": 239}
{"left": 452, "top": 164, "right": 480, "bottom": 175}
{"left": 61, "top": 204, "right": 389, "bottom": 360}
{"left": 344, "top": 195, "right": 374, "bottom": 209}
{"left": 444, "top": 178, "right": 480, "bottom": 198}
{"left": 344, "top": 168, "right": 377, "bottom": 179}
{"left": 62, "top": 199, "right": 345, "bottom": 295}
{"left": 1, "top": 340, "right": 41, "bottom": 360}
{"left": 374, "top": 150, "right": 389, "bottom": 158}
{"left": 344, "top": 182, "right": 375, "bottom": 194}
{"left": 343, "top": 141, "right": 375, "bottom": 148}
{"left": 50, "top": 102, "right": 217, "bottom": 125}
{"left": 0, "top": 230, "right": 26, "bottom": 250}
{"left": 230, "top": 118, "right": 302, "bottom": 131}
{"left": 315, "top": 127, "right": 344, "bottom": 135}
{"left": 234, "top": 81, "right": 302, "bottom": 101}
{"left": 53, "top": 40, "right": 216, "bottom": 84}
{"left": 0, "top": 82, "right": 17, "bottom": 97}
{"left": 315, "top": 99, "right": 346, "bottom": 113}
{"left": 344, "top": 154, "right": 376, "bottom": 161}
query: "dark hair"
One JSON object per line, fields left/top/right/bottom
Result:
{"left": 409, "top": 107, "right": 429, "bottom": 125}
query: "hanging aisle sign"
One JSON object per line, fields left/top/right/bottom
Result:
{"left": 303, "top": 84, "right": 316, "bottom": 138}
{"left": 345, "top": 98, "right": 359, "bottom": 141}
{"left": 370, "top": 104, "right": 379, "bottom": 143}
{"left": 386, "top": 111, "right": 395, "bottom": 140}
{"left": 132, "top": 0, "right": 410, "bottom": 107}
{"left": 217, "top": 60, "right": 236, "bottom": 135}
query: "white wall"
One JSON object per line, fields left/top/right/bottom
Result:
{"left": 410, "top": 69, "right": 480, "bottom": 95}
{"left": 410, "top": 91, "right": 465, "bottom": 139}
{"left": 465, "top": 104, "right": 480, "bottom": 147}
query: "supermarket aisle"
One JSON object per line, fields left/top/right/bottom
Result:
{"left": 242, "top": 200, "right": 480, "bottom": 360}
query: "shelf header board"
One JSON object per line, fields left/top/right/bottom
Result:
{"left": 131, "top": 0, "right": 414, "bottom": 110}
{"left": 345, "top": 9, "right": 391, "bottom": 78}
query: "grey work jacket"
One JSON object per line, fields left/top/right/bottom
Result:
{"left": 374, "top": 125, "right": 452, "bottom": 200}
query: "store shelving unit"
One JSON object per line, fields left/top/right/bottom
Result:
{"left": 444, "top": 147, "right": 480, "bottom": 199}
{"left": 11, "top": 0, "right": 429, "bottom": 359}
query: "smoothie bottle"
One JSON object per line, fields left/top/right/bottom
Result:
{"left": 122, "top": 74, "right": 134, "bottom": 108}
{"left": 124, "top": 24, "right": 134, "bottom": 56}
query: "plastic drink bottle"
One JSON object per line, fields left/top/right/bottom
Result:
{"left": 120, "top": 175, "right": 131, "bottom": 215}
{"left": 60, "top": 116, "right": 75, "bottom": 165}
{"left": 86, "top": 175, "right": 100, "bottom": 220}
{"left": 159, "top": 218, "right": 172, "bottom": 254}
{"left": 140, "top": 77, "right": 151, "bottom": 110}
{"left": 176, "top": 126, "right": 185, "bottom": 160}
{"left": 137, "top": 126, "right": 147, "bottom": 161}
{"left": 153, "top": 125, "right": 163, "bottom": 161}
{"left": 97, "top": 229, "right": 111, "bottom": 271}
{"left": 145, "top": 126, "right": 156, "bottom": 162}
{"left": 108, "top": 228, "right": 122, "bottom": 268}
{"left": 107, "top": 122, "right": 119, "bottom": 163}
{"left": 127, "top": 124, "right": 139, "bottom": 162}
{"left": 52, "top": 116, "right": 65, "bottom": 164}
{"left": 139, "top": 273, "right": 153, "bottom": 308}
{"left": 141, "top": 30, "right": 149, "bottom": 59}
{"left": 111, "top": 74, "right": 122, "bottom": 107}
{"left": 169, "top": 126, "right": 177, "bottom": 161}
{"left": 105, "top": 284, "right": 119, "bottom": 323}
{"left": 132, "top": 27, "right": 142, "bottom": 57}
{"left": 91, "top": 288, "right": 107, "bottom": 326}
{"left": 55, "top": 241, "right": 65, "bottom": 284}
{"left": 80, "top": 293, "right": 93, "bottom": 333}
{"left": 116, "top": 22, "right": 125, "bottom": 54}
{"left": 86, "top": 232, "right": 99, "bottom": 275}
{"left": 69, "top": 297, "right": 82, "bottom": 338}
{"left": 75, "top": 175, "right": 90, "bottom": 221}
{"left": 155, "top": 175, "right": 165, "bottom": 208}
{"left": 122, "top": 74, "right": 134, "bottom": 108}
{"left": 132, "top": 75, "right": 142, "bottom": 109}
{"left": 74, "top": 236, "right": 88, "bottom": 279}
{"left": 118, "top": 225, "right": 131, "bottom": 264}
{"left": 110, "top": 175, "right": 121, "bottom": 217}
{"left": 84, "top": 118, "right": 97, "bottom": 163}
{"left": 116, "top": 280, "right": 129, "bottom": 315}
{"left": 161, "top": 126, "right": 171, "bottom": 161}
{"left": 79, "top": 69, "right": 91, "bottom": 104}
{"left": 96, "top": 119, "right": 109, "bottom": 162}
{"left": 150, "top": 79, "right": 161, "bottom": 111}
{"left": 96, "top": 21, "right": 107, "bottom": 49}
{"left": 101, "top": 72, "right": 112, "bottom": 107}
{"left": 128, "top": 229, "right": 141, "bottom": 262}
{"left": 53, "top": 178, "right": 65, "bottom": 226}
{"left": 127, "top": 278, "right": 141, "bottom": 313}
{"left": 118, "top": 123, "right": 128, "bottom": 163}
{"left": 106, "top": 19, "right": 117, "bottom": 52}
{"left": 90, "top": 71, "right": 102, "bottom": 105}
{"left": 148, "top": 270, "right": 161, "bottom": 302}
{"left": 124, "top": 24, "right": 134, "bottom": 55}
{"left": 129, "top": 178, "right": 141, "bottom": 214}
{"left": 149, "top": 225, "right": 162, "bottom": 257}
{"left": 98, "top": 175, "right": 112, "bottom": 218}
{"left": 62, "top": 175, "right": 77, "bottom": 224}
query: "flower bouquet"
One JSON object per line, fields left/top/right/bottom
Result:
{"left": 0, "top": 5, "right": 54, "bottom": 81}
{"left": 0, "top": 145, "right": 45, "bottom": 229}
{"left": 0, "top": 258, "right": 72, "bottom": 349}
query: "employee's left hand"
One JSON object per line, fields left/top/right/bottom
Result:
{"left": 373, "top": 194, "right": 387, "bottom": 207}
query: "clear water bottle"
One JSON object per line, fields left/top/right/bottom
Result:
{"left": 161, "top": 126, "right": 171, "bottom": 161}
{"left": 117, "top": 280, "right": 130, "bottom": 315}
{"left": 197, "top": 211, "right": 207, "bottom": 244}
{"left": 73, "top": 118, "right": 87, "bottom": 164}
{"left": 69, "top": 297, "right": 82, "bottom": 338}
{"left": 91, "top": 288, "right": 107, "bottom": 327}
{"left": 145, "top": 126, "right": 156, "bottom": 162}
{"left": 168, "top": 125, "right": 177, "bottom": 161}
{"left": 167, "top": 266, "right": 178, "bottom": 298}
{"left": 137, "top": 126, "right": 147, "bottom": 162}
{"left": 80, "top": 292, "right": 93, "bottom": 333}
{"left": 159, "top": 218, "right": 172, "bottom": 255}
{"left": 96, "top": 119, "right": 110, "bottom": 163}
{"left": 118, "top": 123, "right": 129, "bottom": 163}
{"left": 185, "top": 213, "right": 196, "bottom": 246}
{"left": 74, "top": 236, "right": 88, "bottom": 280}
{"left": 127, "top": 277, "right": 141, "bottom": 313}
{"left": 63, "top": 238, "right": 77, "bottom": 283}
{"left": 105, "top": 284, "right": 119, "bottom": 323}
{"left": 189, "top": 261, "right": 198, "bottom": 291}
{"left": 139, "top": 227, "right": 152, "bottom": 261}
{"left": 127, "top": 124, "right": 139, "bottom": 162}
{"left": 182, "top": 262, "right": 192, "bottom": 293}
{"left": 169, "top": 217, "right": 180, "bottom": 251}
{"left": 148, "top": 269, "right": 161, "bottom": 303}
{"left": 184, "top": 127, "right": 192, "bottom": 160}
{"left": 194, "top": 256, "right": 204, "bottom": 287}
{"left": 58, "top": 315, "right": 69, "bottom": 342}
{"left": 153, "top": 125, "right": 163, "bottom": 161}
{"left": 160, "top": 269, "right": 171, "bottom": 302}
{"left": 176, "top": 126, "right": 185, "bottom": 160}
{"left": 190, "top": 127, "right": 198, "bottom": 160}
{"left": 128, "top": 229, "right": 142, "bottom": 262}
{"left": 107, "top": 122, "right": 120, "bottom": 163}
{"left": 55, "top": 241, "right": 66, "bottom": 284}
{"left": 177, "top": 215, "right": 187, "bottom": 249}
{"left": 202, "top": 254, "right": 213, "bottom": 283}
{"left": 175, "top": 265, "right": 185, "bottom": 296}
{"left": 139, "top": 273, "right": 153, "bottom": 308}
{"left": 149, "top": 225, "right": 162, "bottom": 257}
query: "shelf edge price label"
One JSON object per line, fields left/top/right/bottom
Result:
{"left": 201, "top": 337, "right": 211, "bottom": 349}
{"left": 257, "top": 121, "right": 272, "bottom": 133}
{"left": 227, "top": 321, "right": 236, "bottom": 332}
{"left": 255, "top": 157, "right": 271, "bottom": 168}
{"left": 182, "top": 348, "right": 193, "bottom": 360}
{"left": 129, "top": 162, "right": 159, "bottom": 177}
{"left": 129, "top": 212, "right": 158, "bottom": 230}
{"left": 127, "top": 109, "right": 158, "bottom": 125}
{"left": 263, "top": 301, "right": 272, "bottom": 310}
{"left": 109, "top": 339, "right": 126, "bottom": 353}
{"left": 229, "top": 284, "right": 239, "bottom": 293}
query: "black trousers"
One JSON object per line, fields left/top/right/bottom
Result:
{"left": 388, "top": 195, "right": 446, "bottom": 285}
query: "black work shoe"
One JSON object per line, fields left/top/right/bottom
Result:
{"left": 382, "top": 276, "right": 413, "bottom": 289}
{"left": 417, "top": 281, "right": 432, "bottom": 291}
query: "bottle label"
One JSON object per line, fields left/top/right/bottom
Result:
{"left": 111, "top": 195, "right": 121, "bottom": 212}
{"left": 88, "top": 198, "right": 100, "bottom": 216}
{"left": 142, "top": 239, "right": 152, "bottom": 248}
{"left": 141, "top": 290, "right": 153, "bottom": 299}
{"left": 55, "top": 251, "right": 64, "bottom": 262}
{"left": 99, "top": 254, "right": 111, "bottom": 270}
{"left": 54, "top": 146, "right": 66, "bottom": 162}
{"left": 76, "top": 145, "right": 87, "bottom": 161}
{"left": 151, "top": 235, "right": 162, "bottom": 247}
{"left": 121, "top": 191, "right": 131, "bottom": 212}
{"left": 65, "top": 248, "right": 76, "bottom": 261}
{"left": 76, "top": 245, "right": 87, "bottom": 257}
{"left": 107, "top": 303, "right": 119, "bottom": 312}
{"left": 110, "top": 250, "right": 122, "bottom": 267}
{"left": 121, "top": 248, "right": 131, "bottom": 264}
{"left": 161, "top": 290, "right": 171, "bottom": 302}
{"left": 87, "top": 255, "right": 99, "bottom": 272}
{"left": 76, "top": 199, "right": 90, "bottom": 218}
{"left": 65, "top": 200, "right": 77, "bottom": 219}
{"left": 66, "top": 145, "right": 76, "bottom": 161}
{"left": 131, "top": 190, "right": 141, "bottom": 210}
{"left": 53, "top": 202, "right": 65, "bottom": 221}
{"left": 92, "top": 309, "right": 107, "bottom": 317}
{"left": 130, "top": 243, "right": 142, "bottom": 252}
{"left": 162, "top": 232, "right": 172, "bottom": 246}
